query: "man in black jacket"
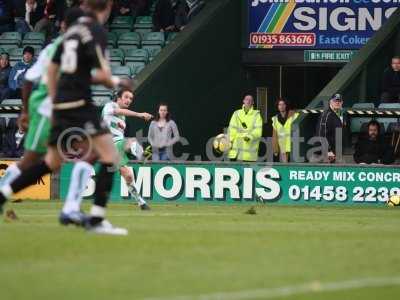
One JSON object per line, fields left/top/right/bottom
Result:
{"left": 381, "top": 56, "right": 400, "bottom": 103}
{"left": 354, "top": 120, "right": 394, "bottom": 164}
{"left": 315, "top": 94, "right": 345, "bottom": 163}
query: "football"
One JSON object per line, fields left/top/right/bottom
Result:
{"left": 213, "top": 134, "right": 231, "bottom": 153}
{"left": 387, "top": 195, "right": 400, "bottom": 207}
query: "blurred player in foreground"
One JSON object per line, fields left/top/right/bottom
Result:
{"left": 0, "top": 0, "right": 131, "bottom": 235}
{"left": 0, "top": 8, "right": 86, "bottom": 203}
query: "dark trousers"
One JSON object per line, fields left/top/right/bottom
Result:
{"left": 0, "top": 117, "right": 24, "bottom": 158}
{"left": 381, "top": 91, "right": 400, "bottom": 103}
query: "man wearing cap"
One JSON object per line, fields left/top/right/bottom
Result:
{"left": 6, "top": 46, "right": 35, "bottom": 99}
{"left": 315, "top": 94, "right": 345, "bottom": 163}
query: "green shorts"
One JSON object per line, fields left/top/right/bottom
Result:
{"left": 24, "top": 110, "right": 50, "bottom": 154}
{"left": 115, "top": 139, "right": 129, "bottom": 168}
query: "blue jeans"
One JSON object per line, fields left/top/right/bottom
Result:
{"left": 14, "top": 18, "right": 31, "bottom": 35}
{"left": 152, "top": 148, "right": 169, "bottom": 161}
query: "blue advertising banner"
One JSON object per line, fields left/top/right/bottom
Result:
{"left": 248, "top": 0, "right": 399, "bottom": 49}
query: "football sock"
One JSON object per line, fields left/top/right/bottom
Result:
{"left": 90, "top": 163, "right": 115, "bottom": 225}
{"left": 10, "top": 161, "right": 51, "bottom": 196}
{"left": 128, "top": 184, "right": 146, "bottom": 206}
{"left": 63, "top": 161, "right": 93, "bottom": 214}
{"left": 0, "top": 164, "right": 21, "bottom": 188}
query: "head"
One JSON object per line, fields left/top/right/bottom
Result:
{"left": 329, "top": 93, "right": 343, "bottom": 112}
{"left": 242, "top": 95, "right": 254, "bottom": 110}
{"left": 367, "top": 120, "right": 380, "bottom": 140}
{"left": 391, "top": 56, "right": 400, "bottom": 72}
{"left": 22, "top": 46, "right": 34, "bottom": 64}
{"left": 276, "top": 98, "right": 290, "bottom": 114}
{"left": 155, "top": 103, "right": 170, "bottom": 121}
{"left": 115, "top": 88, "right": 134, "bottom": 108}
{"left": 60, "top": 7, "right": 85, "bottom": 33}
{"left": 85, "top": 0, "right": 113, "bottom": 24}
{"left": 26, "top": 0, "right": 36, "bottom": 5}
{"left": 0, "top": 53, "right": 9, "bottom": 69}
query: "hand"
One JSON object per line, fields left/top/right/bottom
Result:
{"left": 141, "top": 112, "right": 153, "bottom": 121}
{"left": 117, "top": 121, "right": 126, "bottom": 130}
{"left": 18, "top": 112, "right": 29, "bottom": 132}
{"left": 327, "top": 151, "right": 336, "bottom": 161}
{"left": 119, "top": 78, "right": 134, "bottom": 90}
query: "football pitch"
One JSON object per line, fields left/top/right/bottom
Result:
{"left": 1, "top": 202, "right": 400, "bottom": 300}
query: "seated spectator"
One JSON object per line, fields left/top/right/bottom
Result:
{"left": 0, "top": 117, "right": 23, "bottom": 158}
{"left": 25, "top": 0, "right": 46, "bottom": 31}
{"left": 0, "top": 0, "right": 14, "bottom": 34}
{"left": 153, "top": 0, "right": 176, "bottom": 32}
{"left": 381, "top": 56, "right": 400, "bottom": 103}
{"left": 354, "top": 120, "right": 394, "bottom": 164}
{"left": 7, "top": 46, "right": 35, "bottom": 99}
{"left": 148, "top": 103, "right": 180, "bottom": 161}
{"left": 0, "top": 53, "right": 11, "bottom": 102}
{"left": 114, "top": 0, "right": 149, "bottom": 17}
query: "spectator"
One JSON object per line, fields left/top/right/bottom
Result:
{"left": 381, "top": 56, "right": 400, "bottom": 103}
{"left": 7, "top": 46, "right": 35, "bottom": 99}
{"left": 0, "top": 117, "right": 22, "bottom": 157}
{"left": 354, "top": 120, "right": 394, "bottom": 164}
{"left": 315, "top": 93, "right": 346, "bottom": 163}
{"left": 271, "top": 98, "right": 298, "bottom": 163}
{"left": 0, "top": 53, "right": 11, "bottom": 102}
{"left": 228, "top": 95, "right": 263, "bottom": 162}
{"left": 113, "top": 1, "right": 150, "bottom": 17}
{"left": 153, "top": 0, "right": 175, "bottom": 32}
{"left": 174, "top": 0, "right": 189, "bottom": 31}
{"left": 25, "top": 0, "right": 45, "bottom": 31}
{"left": 0, "top": 0, "right": 13, "bottom": 34}
{"left": 148, "top": 103, "right": 180, "bottom": 161}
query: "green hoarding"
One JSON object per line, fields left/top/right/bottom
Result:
{"left": 59, "top": 162, "right": 400, "bottom": 205}
{"left": 304, "top": 50, "right": 357, "bottom": 63}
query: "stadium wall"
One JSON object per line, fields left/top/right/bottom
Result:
{"left": 127, "top": 0, "right": 246, "bottom": 159}
{"left": 295, "top": 8, "right": 400, "bottom": 158}
{"left": 58, "top": 162, "right": 400, "bottom": 205}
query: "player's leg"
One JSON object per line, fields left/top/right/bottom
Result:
{"left": 0, "top": 146, "right": 62, "bottom": 210}
{"left": 0, "top": 114, "right": 50, "bottom": 187}
{"left": 85, "top": 133, "right": 127, "bottom": 235}
{"left": 120, "top": 165, "right": 150, "bottom": 210}
{"left": 117, "top": 138, "right": 150, "bottom": 209}
{"left": 59, "top": 161, "right": 93, "bottom": 225}
{"left": 60, "top": 140, "right": 97, "bottom": 226}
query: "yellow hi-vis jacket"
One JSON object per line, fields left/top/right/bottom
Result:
{"left": 271, "top": 111, "right": 299, "bottom": 154}
{"left": 228, "top": 106, "right": 263, "bottom": 161}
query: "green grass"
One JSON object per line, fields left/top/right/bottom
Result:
{"left": 1, "top": 202, "right": 400, "bottom": 300}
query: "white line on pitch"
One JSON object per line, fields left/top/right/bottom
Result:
{"left": 143, "top": 276, "right": 400, "bottom": 300}
{"left": 15, "top": 213, "right": 234, "bottom": 218}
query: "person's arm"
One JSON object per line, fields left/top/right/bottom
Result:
{"left": 166, "top": 120, "right": 180, "bottom": 146}
{"left": 382, "top": 69, "right": 391, "bottom": 92}
{"left": 272, "top": 127, "right": 279, "bottom": 155}
{"left": 228, "top": 111, "right": 238, "bottom": 145}
{"left": 47, "top": 62, "right": 60, "bottom": 101}
{"left": 246, "top": 111, "right": 263, "bottom": 142}
{"left": 113, "top": 107, "right": 153, "bottom": 121}
{"left": 148, "top": 122, "right": 159, "bottom": 148}
{"left": 8, "top": 66, "right": 16, "bottom": 90}
{"left": 353, "top": 139, "right": 363, "bottom": 163}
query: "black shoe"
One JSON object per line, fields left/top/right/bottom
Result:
{"left": 139, "top": 203, "right": 151, "bottom": 211}
{"left": 59, "top": 211, "right": 87, "bottom": 226}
